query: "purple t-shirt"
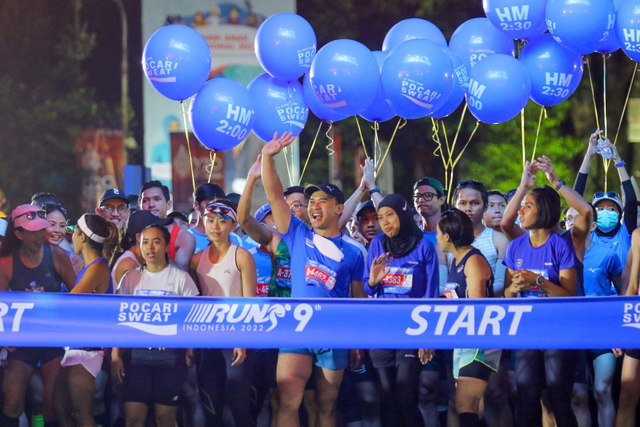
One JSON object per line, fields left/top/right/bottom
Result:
{"left": 503, "top": 232, "right": 577, "bottom": 298}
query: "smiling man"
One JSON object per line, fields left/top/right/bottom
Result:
{"left": 96, "top": 188, "right": 130, "bottom": 231}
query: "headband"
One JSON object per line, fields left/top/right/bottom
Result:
{"left": 77, "top": 214, "right": 106, "bottom": 244}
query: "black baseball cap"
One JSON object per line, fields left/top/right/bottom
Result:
{"left": 284, "top": 185, "right": 306, "bottom": 197}
{"left": 125, "top": 210, "right": 172, "bottom": 239}
{"left": 304, "top": 183, "right": 345, "bottom": 204}
{"left": 413, "top": 177, "right": 444, "bottom": 196}
{"left": 99, "top": 188, "right": 129, "bottom": 206}
{"left": 355, "top": 200, "right": 375, "bottom": 217}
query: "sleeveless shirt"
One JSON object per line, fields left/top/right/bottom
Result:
{"left": 196, "top": 244, "right": 242, "bottom": 297}
{"left": 77, "top": 257, "right": 114, "bottom": 294}
{"left": 9, "top": 245, "right": 62, "bottom": 292}
{"left": 111, "top": 251, "right": 140, "bottom": 287}
{"left": 445, "top": 248, "right": 494, "bottom": 299}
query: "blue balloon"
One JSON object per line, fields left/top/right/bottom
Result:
{"left": 303, "top": 73, "right": 348, "bottom": 122}
{"left": 429, "top": 48, "right": 469, "bottom": 119}
{"left": 449, "top": 18, "right": 516, "bottom": 71}
{"left": 616, "top": 0, "right": 640, "bottom": 62}
{"left": 143, "top": 25, "right": 212, "bottom": 101}
{"left": 359, "top": 52, "right": 396, "bottom": 123}
{"left": 309, "top": 40, "right": 380, "bottom": 117}
{"left": 248, "top": 73, "right": 308, "bottom": 142}
{"left": 519, "top": 34, "right": 583, "bottom": 107}
{"left": 255, "top": 13, "right": 317, "bottom": 81}
{"left": 546, "top": 0, "right": 615, "bottom": 55}
{"left": 189, "top": 78, "right": 255, "bottom": 151}
{"left": 381, "top": 39, "right": 455, "bottom": 120}
{"left": 466, "top": 54, "right": 531, "bottom": 124}
{"left": 597, "top": 0, "right": 623, "bottom": 53}
{"left": 382, "top": 18, "right": 447, "bottom": 52}
{"left": 483, "top": 0, "right": 548, "bottom": 40}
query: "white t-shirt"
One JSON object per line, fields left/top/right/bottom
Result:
{"left": 117, "top": 264, "right": 199, "bottom": 297}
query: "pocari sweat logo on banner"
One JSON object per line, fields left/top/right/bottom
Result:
{"left": 622, "top": 302, "right": 640, "bottom": 329}
{"left": 118, "top": 301, "right": 179, "bottom": 335}
{"left": 400, "top": 78, "right": 443, "bottom": 109}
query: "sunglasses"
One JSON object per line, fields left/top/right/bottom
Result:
{"left": 204, "top": 203, "right": 236, "bottom": 221}
{"left": 594, "top": 191, "right": 620, "bottom": 199}
{"left": 42, "top": 203, "right": 67, "bottom": 215}
{"left": 15, "top": 210, "right": 46, "bottom": 221}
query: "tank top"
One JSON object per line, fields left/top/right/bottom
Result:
{"left": 76, "top": 257, "right": 114, "bottom": 294}
{"left": 445, "top": 248, "right": 494, "bottom": 299}
{"left": 472, "top": 227, "right": 498, "bottom": 273}
{"left": 168, "top": 225, "right": 181, "bottom": 262}
{"left": 196, "top": 244, "right": 242, "bottom": 297}
{"left": 9, "top": 245, "right": 62, "bottom": 292}
{"left": 111, "top": 251, "right": 140, "bottom": 287}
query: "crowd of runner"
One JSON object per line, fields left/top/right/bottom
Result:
{"left": 1, "top": 129, "right": 640, "bottom": 427}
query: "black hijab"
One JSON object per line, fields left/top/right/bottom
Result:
{"left": 379, "top": 194, "right": 424, "bottom": 258}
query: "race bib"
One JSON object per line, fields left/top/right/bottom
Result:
{"left": 275, "top": 265, "right": 292, "bottom": 288}
{"left": 380, "top": 267, "right": 414, "bottom": 295}
{"left": 305, "top": 260, "right": 337, "bottom": 293}
{"left": 134, "top": 289, "right": 174, "bottom": 296}
{"left": 520, "top": 269, "right": 548, "bottom": 298}
{"left": 256, "top": 283, "right": 269, "bottom": 297}
{"left": 444, "top": 282, "right": 459, "bottom": 299}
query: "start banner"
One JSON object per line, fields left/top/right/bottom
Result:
{"left": 1, "top": 293, "right": 640, "bottom": 349}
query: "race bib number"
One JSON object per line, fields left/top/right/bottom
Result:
{"left": 134, "top": 289, "right": 174, "bottom": 296}
{"left": 380, "top": 267, "right": 414, "bottom": 295}
{"left": 256, "top": 283, "right": 269, "bottom": 297}
{"left": 305, "top": 260, "right": 337, "bottom": 292}
{"left": 520, "top": 269, "right": 548, "bottom": 298}
{"left": 275, "top": 265, "right": 292, "bottom": 287}
{"left": 444, "top": 282, "right": 459, "bottom": 299}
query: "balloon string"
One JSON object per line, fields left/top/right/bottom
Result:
{"left": 431, "top": 118, "right": 449, "bottom": 190}
{"left": 530, "top": 106, "right": 547, "bottom": 162}
{"left": 603, "top": 54, "right": 611, "bottom": 192}
{"left": 206, "top": 150, "right": 217, "bottom": 183}
{"left": 282, "top": 146, "right": 294, "bottom": 187}
{"left": 615, "top": 62, "right": 638, "bottom": 146}
{"left": 180, "top": 100, "right": 196, "bottom": 192}
{"left": 448, "top": 120, "right": 481, "bottom": 204}
{"left": 325, "top": 121, "right": 335, "bottom": 156}
{"left": 377, "top": 117, "right": 403, "bottom": 175}
{"left": 586, "top": 57, "right": 601, "bottom": 130}
{"left": 521, "top": 108, "right": 526, "bottom": 171}
{"left": 354, "top": 116, "right": 369, "bottom": 158}
{"left": 373, "top": 121, "right": 382, "bottom": 174}
{"left": 299, "top": 121, "right": 323, "bottom": 185}
{"left": 449, "top": 103, "right": 468, "bottom": 168}
{"left": 441, "top": 120, "right": 452, "bottom": 164}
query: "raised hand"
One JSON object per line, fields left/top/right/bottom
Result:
{"left": 588, "top": 128, "right": 601, "bottom": 157}
{"left": 262, "top": 131, "right": 295, "bottom": 157}
{"left": 248, "top": 154, "right": 262, "bottom": 180}
{"left": 369, "top": 253, "right": 392, "bottom": 287}
{"left": 360, "top": 158, "right": 376, "bottom": 191}
{"left": 536, "top": 155, "right": 560, "bottom": 187}
{"left": 598, "top": 136, "right": 621, "bottom": 162}
{"left": 519, "top": 160, "right": 538, "bottom": 190}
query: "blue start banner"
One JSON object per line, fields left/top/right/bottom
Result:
{"left": 2, "top": 293, "right": 640, "bottom": 349}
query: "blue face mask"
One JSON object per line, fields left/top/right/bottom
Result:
{"left": 597, "top": 210, "right": 619, "bottom": 233}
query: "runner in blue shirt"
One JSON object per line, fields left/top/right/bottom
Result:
{"left": 262, "top": 131, "right": 365, "bottom": 427}
{"left": 364, "top": 194, "right": 438, "bottom": 426}
{"left": 503, "top": 185, "right": 578, "bottom": 427}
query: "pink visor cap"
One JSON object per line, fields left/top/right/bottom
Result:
{"left": 11, "top": 205, "right": 51, "bottom": 231}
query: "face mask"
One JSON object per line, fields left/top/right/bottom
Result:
{"left": 597, "top": 210, "right": 619, "bottom": 233}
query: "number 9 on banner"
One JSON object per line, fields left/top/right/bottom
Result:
{"left": 294, "top": 303, "right": 314, "bottom": 332}
{"left": 189, "top": 78, "right": 255, "bottom": 151}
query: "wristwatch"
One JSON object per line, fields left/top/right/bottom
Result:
{"left": 535, "top": 275, "right": 545, "bottom": 288}
{"left": 369, "top": 186, "right": 381, "bottom": 195}
{"left": 554, "top": 179, "right": 565, "bottom": 191}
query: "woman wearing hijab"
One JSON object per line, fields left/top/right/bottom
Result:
{"left": 363, "top": 194, "right": 439, "bottom": 427}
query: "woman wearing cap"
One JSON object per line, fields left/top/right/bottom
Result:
{"left": 502, "top": 184, "right": 578, "bottom": 427}
{"left": 189, "top": 199, "right": 256, "bottom": 427}
{"left": 437, "top": 209, "right": 498, "bottom": 427}
{"left": 55, "top": 214, "right": 118, "bottom": 427}
{"left": 0, "top": 205, "right": 76, "bottom": 427}
{"left": 575, "top": 130, "right": 637, "bottom": 265}
{"left": 364, "top": 194, "right": 439, "bottom": 427}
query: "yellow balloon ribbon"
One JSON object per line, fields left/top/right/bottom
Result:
{"left": 180, "top": 100, "right": 196, "bottom": 191}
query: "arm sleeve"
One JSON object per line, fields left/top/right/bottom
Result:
{"left": 494, "top": 261, "right": 506, "bottom": 296}
{"left": 574, "top": 172, "right": 588, "bottom": 196}
{"left": 622, "top": 180, "right": 638, "bottom": 233}
{"left": 424, "top": 241, "right": 439, "bottom": 298}
{"left": 502, "top": 240, "right": 516, "bottom": 270}
{"left": 439, "top": 265, "right": 448, "bottom": 296}
{"left": 609, "top": 252, "right": 624, "bottom": 276}
{"left": 557, "top": 237, "right": 578, "bottom": 271}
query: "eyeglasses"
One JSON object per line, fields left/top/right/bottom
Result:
{"left": 42, "top": 203, "right": 67, "bottom": 215}
{"left": 289, "top": 203, "right": 308, "bottom": 212}
{"left": 15, "top": 210, "right": 46, "bottom": 221}
{"left": 413, "top": 192, "right": 438, "bottom": 202}
{"left": 100, "top": 204, "right": 128, "bottom": 214}
{"left": 204, "top": 203, "right": 236, "bottom": 221}
{"left": 564, "top": 216, "right": 576, "bottom": 225}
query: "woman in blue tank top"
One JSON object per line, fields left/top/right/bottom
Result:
{"left": 437, "top": 209, "right": 498, "bottom": 427}
{"left": 0, "top": 205, "right": 76, "bottom": 427}
{"left": 55, "top": 214, "right": 119, "bottom": 427}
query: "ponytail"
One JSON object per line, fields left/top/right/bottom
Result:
{"left": 81, "top": 214, "right": 121, "bottom": 263}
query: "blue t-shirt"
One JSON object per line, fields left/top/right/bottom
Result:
{"left": 364, "top": 236, "right": 439, "bottom": 298}
{"left": 189, "top": 228, "right": 243, "bottom": 253}
{"left": 583, "top": 244, "right": 623, "bottom": 297}
{"left": 245, "top": 236, "right": 273, "bottom": 297}
{"left": 280, "top": 214, "right": 364, "bottom": 298}
{"left": 422, "top": 230, "right": 437, "bottom": 246}
{"left": 591, "top": 226, "right": 631, "bottom": 266}
{"left": 503, "top": 232, "right": 577, "bottom": 298}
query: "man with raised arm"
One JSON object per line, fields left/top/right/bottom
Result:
{"left": 261, "top": 132, "right": 364, "bottom": 427}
